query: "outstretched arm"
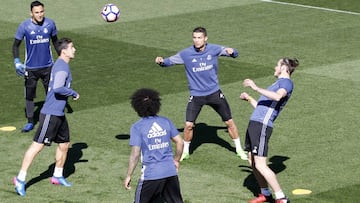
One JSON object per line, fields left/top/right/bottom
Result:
{"left": 155, "top": 53, "right": 183, "bottom": 67}
{"left": 221, "top": 47, "right": 238, "bottom": 58}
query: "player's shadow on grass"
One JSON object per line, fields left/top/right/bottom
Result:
{"left": 178, "top": 122, "right": 235, "bottom": 154}
{"left": 240, "top": 155, "right": 290, "bottom": 196}
{"left": 25, "top": 142, "right": 88, "bottom": 190}
{"left": 30, "top": 101, "right": 73, "bottom": 126}
{"left": 115, "top": 134, "right": 130, "bottom": 140}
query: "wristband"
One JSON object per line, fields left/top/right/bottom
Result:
{"left": 247, "top": 96, "right": 254, "bottom": 103}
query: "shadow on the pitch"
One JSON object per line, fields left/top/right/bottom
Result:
{"left": 115, "top": 134, "right": 130, "bottom": 140}
{"left": 240, "top": 155, "right": 290, "bottom": 196}
{"left": 25, "top": 142, "right": 88, "bottom": 190}
{"left": 178, "top": 122, "right": 235, "bottom": 154}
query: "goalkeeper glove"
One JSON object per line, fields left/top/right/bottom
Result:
{"left": 14, "top": 58, "right": 25, "bottom": 76}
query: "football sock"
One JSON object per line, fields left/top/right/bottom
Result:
{"left": 25, "top": 100, "right": 34, "bottom": 121}
{"left": 260, "top": 188, "right": 272, "bottom": 196}
{"left": 53, "top": 167, "right": 64, "bottom": 177}
{"left": 233, "top": 138, "right": 242, "bottom": 152}
{"left": 183, "top": 141, "right": 190, "bottom": 154}
{"left": 275, "top": 190, "right": 285, "bottom": 199}
{"left": 17, "top": 170, "right": 27, "bottom": 182}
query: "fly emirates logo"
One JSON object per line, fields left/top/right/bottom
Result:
{"left": 192, "top": 55, "right": 214, "bottom": 72}
{"left": 192, "top": 62, "right": 214, "bottom": 72}
{"left": 30, "top": 35, "right": 50, "bottom": 45}
{"left": 147, "top": 122, "right": 169, "bottom": 150}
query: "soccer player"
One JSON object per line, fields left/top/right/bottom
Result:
{"left": 12, "top": 1, "right": 58, "bottom": 132}
{"left": 240, "top": 57, "right": 299, "bottom": 203}
{"left": 13, "top": 38, "right": 79, "bottom": 197}
{"left": 124, "top": 88, "right": 184, "bottom": 203}
{"left": 155, "top": 26, "right": 247, "bottom": 161}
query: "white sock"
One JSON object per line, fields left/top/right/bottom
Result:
{"left": 17, "top": 170, "right": 27, "bottom": 182}
{"left": 53, "top": 167, "right": 63, "bottom": 178}
{"left": 275, "top": 190, "right": 285, "bottom": 199}
{"left": 233, "top": 138, "right": 242, "bottom": 152}
{"left": 260, "top": 187, "right": 272, "bottom": 196}
{"left": 183, "top": 141, "right": 190, "bottom": 154}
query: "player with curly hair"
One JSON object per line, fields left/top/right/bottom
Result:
{"left": 125, "top": 88, "right": 184, "bottom": 203}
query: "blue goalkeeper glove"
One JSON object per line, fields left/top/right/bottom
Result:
{"left": 14, "top": 58, "right": 25, "bottom": 76}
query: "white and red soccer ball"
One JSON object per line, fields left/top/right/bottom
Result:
{"left": 101, "top": 4, "right": 120, "bottom": 22}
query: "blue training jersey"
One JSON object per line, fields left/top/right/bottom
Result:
{"left": 15, "top": 17, "right": 57, "bottom": 69}
{"left": 161, "top": 43, "right": 238, "bottom": 96}
{"left": 250, "top": 78, "right": 294, "bottom": 127}
{"left": 130, "top": 116, "right": 180, "bottom": 180}
{"left": 41, "top": 58, "right": 78, "bottom": 116}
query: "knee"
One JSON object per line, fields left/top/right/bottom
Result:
{"left": 225, "top": 119, "right": 236, "bottom": 128}
{"left": 184, "top": 122, "right": 194, "bottom": 131}
{"left": 254, "top": 161, "right": 269, "bottom": 173}
{"left": 58, "top": 142, "right": 70, "bottom": 152}
{"left": 29, "top": 142, "right": 45, "bottom": 153}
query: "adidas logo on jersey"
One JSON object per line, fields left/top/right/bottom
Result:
{"left": 147, "top": 122, "right": 167, "bottom": 138}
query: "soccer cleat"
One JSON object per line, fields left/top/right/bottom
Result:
{"left": 275, "top": 197, "right": 290, "bottom": 203}
{"left": 13, "top": 177, "right": 26, "bottom": 196}
{"left": 180, "top": 153, "right": 190, "bottom": 162}
{"left": 248, "top": 194, "right": 275, "bottom": 203}
{"left": 236, "top": 150, "right": 248, "bottom": 160}
{"left": 21, "top": 123, "right": 34, "bottom": 133}
{"left": 50, "top": 176, "right": 72, "bottom": 187}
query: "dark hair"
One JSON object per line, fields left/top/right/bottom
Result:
{"left": 54, "top": 38, "right": 72, "bottom": 56}
{"left": 193, "top": 26, "right": 207, "bottom": 36}
{"left": 282, "top": 57, "right": 299, "bottom": 74}
{"left": 31, "top": 1, "right": 44, "bottom": 10}
{"left": 130, "top": 88, "right": 161, "bottom": 117}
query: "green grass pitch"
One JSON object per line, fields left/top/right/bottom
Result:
{"left": 0, "top": 0, "right": 359, "bottom": 202}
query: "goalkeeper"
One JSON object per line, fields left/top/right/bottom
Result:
{"left": 12, "top": 1, "right": 58, "bottom": 132}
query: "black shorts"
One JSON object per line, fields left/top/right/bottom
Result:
{"left": 134, "top": 175, "right": 183, "bottom": 203}
{"left": 244, "top": 121, "right": 273, "bottom": 157}
{"left": 33, "top": 113, "right": 70, "bottom": 146}
{"left": 24, "top": 66, "right": 51, "bottom": 100}
{"left": 186, "top": 90, "right": 232, "bottom": 122}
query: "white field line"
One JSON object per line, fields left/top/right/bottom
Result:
{"left": 261, "top": 0, "right": 360, "bottom": 16}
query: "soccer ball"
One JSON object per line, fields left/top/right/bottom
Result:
{"left": 101, "top": 4, "right": 120, "bottom": 22}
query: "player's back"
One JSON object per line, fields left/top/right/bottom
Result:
{"left": 130, "top": 115, "right": 179, "bottom": 180}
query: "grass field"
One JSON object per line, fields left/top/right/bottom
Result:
{"left": 0, "top": 0, "right": 359, "bottom": 202}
